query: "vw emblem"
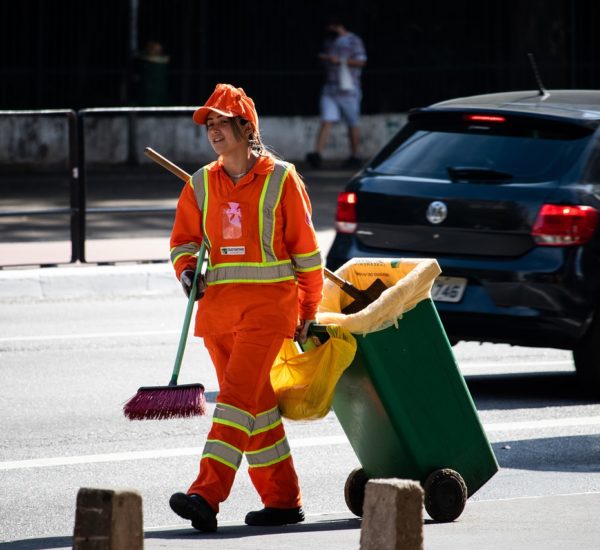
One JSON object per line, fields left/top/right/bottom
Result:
{"left": 426, "top": 201, "right": 447, "bottom": 224}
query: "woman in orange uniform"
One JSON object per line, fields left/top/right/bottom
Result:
{"left": 168, "top": 83, "right": 323, "bottom": 532}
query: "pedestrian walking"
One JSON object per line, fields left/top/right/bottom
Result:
{"left": 168, "top": 83, "right": 324, "bottom": 532}
{"left": 306, "top": 15, "right": 367, "bottom": 169}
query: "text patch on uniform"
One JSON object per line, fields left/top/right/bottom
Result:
{"left": 220, "top": 246, "right": 246, "bottom": 255}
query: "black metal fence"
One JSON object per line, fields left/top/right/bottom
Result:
{"left": 0, "top": 109, "right": 198, "bottom": 268}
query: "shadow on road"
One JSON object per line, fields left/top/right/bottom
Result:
{"left": 0, "top": 518, "right": 361, "bottom": 549}
{"left": 145, "top": 517, "right": 360, "bottom": 541}
{"left": 0, "top": 537, "right": 72, "bottom": 549}
{"left": 492, "top": 434, "right": 600, "bottom": 473}
{"left": 465, "top": 371, "right": 596, "bottom": 410}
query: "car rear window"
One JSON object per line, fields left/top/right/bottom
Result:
{"left": 372, "top": 111, "right": 595, "bottom": 183}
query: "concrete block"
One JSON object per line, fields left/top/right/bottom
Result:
{"left": 360, "top": 478, "right": 424, "bottom": 550}
{"left": 73, "top": 488, "right": 143, "bottom": 550}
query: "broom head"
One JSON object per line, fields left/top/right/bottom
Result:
{"left": 123, "top": 383, "right": 207, "bottom": 420}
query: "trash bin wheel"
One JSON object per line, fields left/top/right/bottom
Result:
{"left": 423, "top": 468, "right": 467, "bottom": 522}
{"left": 344, "top": 466, "right": 369, "bottom": 517}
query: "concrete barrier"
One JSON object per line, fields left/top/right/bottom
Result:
{"left": 1, "top": 110, "right": 408, "bottom": 168}
{"left": 360, "top": 478, "right": 424, "bottom": 550}
{"left": 73, "top": 487, "right": 143, "bottom": 550}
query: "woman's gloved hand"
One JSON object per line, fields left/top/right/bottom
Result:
{"left": 294, "top": 319, "right": 315, "bottom": 344}
{"left": 180, "top": 270, "right": 206, "bottom": 300}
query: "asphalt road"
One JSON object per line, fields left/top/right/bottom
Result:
{"left": 3, "top": 163, "right": 600, "bottom": 548}
{"left": 2, "top": 295, "right": 600, "bottom": 547}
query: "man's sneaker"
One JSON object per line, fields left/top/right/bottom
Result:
{"left": 169, "top": 492, "right": 217, "bottom": 532}
{"left": 342, "top": 156, "right": 362, "bottom": 169}
{"left": 244, "top": 506, "right": 305, "bottom": 526}
{"left": 305, "top": 152, "right": 322, "bottom": 169}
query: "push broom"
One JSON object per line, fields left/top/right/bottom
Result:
{"left": 122, "top": 186, "right": 207, "bottom": 420}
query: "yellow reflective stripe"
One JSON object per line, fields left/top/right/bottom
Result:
{"left": 292, "top": 249, "right": 320, "bottom": 258}
{"left": 202, "top": 453, "right": 239, "bottom": 471}
{"left": 209, "top": 276, "right": 295, "bottom": 285}
{"left": 246, "top": 436, "right": 291, "bottom": 468}
{"left": 191, "top": 169, "right": 205, "bottom": 209}
{"left": 252, "top": 407, "right": 282, "bottom": 435}
{"left": 292, "top": 249, "right": 323, "bottom": 272}
{"left": 258, "top": 171, "right": 273, "bottom": 263}
{"left": 170, "top": 242, "right": 200, "bottom": 265}
{"left": 202, "top": 439, "right": 243, "bottom": 470}
{"left": 210, "top": 260, "right": 292, "bottom": 269}
{"left": 295, "top": 265, "right": 322, "bottom": 273}
{"left": 213, "top": 403, "right": 255, "bottom": 435}
{"left": 205, "top": 261, "right": 295, "bottom": 285}
{"left": 262, "top": 162, "right": 289, "bottom": 263}
{"left": 201, "top": 168, "right": 213, "bottom": 255}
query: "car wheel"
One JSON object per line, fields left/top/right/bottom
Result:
{"left": 423, "top": 468, "right": 467, "bottom": 522}
{"left": 344, "top": 466, "right": 368, "bottom": 517}
{"left": 573, "top": 316, "right": 600, "bottom": 390}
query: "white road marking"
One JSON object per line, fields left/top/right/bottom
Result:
{"left": 3, "top": 416, "right": 600, "bottom": 472}
{"left": 461, "top": 360, "right": 572, "bottom": 370}
{"left": 485, "top": 416, "right": 600, "bottom": 432}
{"left": 0, "top": 436, "right": 349, "bottom": 471}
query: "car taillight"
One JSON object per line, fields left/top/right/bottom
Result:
{"left": 531, "top": 204, "right": 599, "bottom": 246}
{"left": 465, "top": 114, "right": 506, "bottom": 123}
{"left": 335, "top": 191, "right": 357, "bottom": 234}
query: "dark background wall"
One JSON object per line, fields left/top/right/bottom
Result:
{"left": 1, "top": 0, "right": 599, "bottom": 115}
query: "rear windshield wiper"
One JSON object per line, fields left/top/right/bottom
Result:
{"left": 447, "top": 166, "right": 513, "bottom": 183}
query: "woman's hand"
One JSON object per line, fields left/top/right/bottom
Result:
{"left": 180, "top": 270, "right": 206, "bottom": 300}
{"left": 294, "top": 319, "right": 315, "bottom": 344}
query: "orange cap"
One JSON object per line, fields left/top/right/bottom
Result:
{"left": 193, "top": 83, "right": 259, "bottom": 130}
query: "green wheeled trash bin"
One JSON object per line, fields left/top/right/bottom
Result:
{"left": 315, "top": 258, "right": 499, "bottom": 522}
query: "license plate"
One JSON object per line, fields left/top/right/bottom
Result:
{"left": 432, "top": 276, "right": 467, "bottom": 303}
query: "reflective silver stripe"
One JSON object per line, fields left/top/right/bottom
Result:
{"left": 291, "top": 249, "right": 323, "bottom": 272}
{"left": 261, "top": 161, "right": 289, "bottom": 263}
{"left": 205, "top": 261, "right": 295, "bottom": 285}
{"left": 202, "top": 439, "right": 243, "bottom": 471}
{"left": 213, "top": 403, "right": 255, "bottom": 435}
{"left": 246, "top": 437, "right": 291, "bottom": 468}
{"left": 191, "top": 167, "right": 213, "bottom": 252}
{"left": 252, "top": 407, "right": 282, "bottom": 435}
{"left": 170, "top": 242, "right": 200, "bottom": 265}
{"left": 191, "top": 168, "right": 206, "bottom": 212}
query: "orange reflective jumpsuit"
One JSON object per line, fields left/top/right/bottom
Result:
{"left": 170, "top": 154, "right": 323, "bottom": 513}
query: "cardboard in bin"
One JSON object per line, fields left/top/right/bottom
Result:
{"left": 317, "top": 258, "right": 442, "bottom": 334}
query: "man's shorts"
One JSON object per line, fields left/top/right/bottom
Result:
{"left": 320, "top": 92, "right": 362, "bottom": 127}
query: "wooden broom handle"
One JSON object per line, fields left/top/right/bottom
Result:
{"left": 145, "top": 147, "right": 191, "bottom": 181}
{"left": 145, "top": 146, "right": 349, "bottom": 289}
{"left": 323, "top": 267, "right": 349, "bottom": 287}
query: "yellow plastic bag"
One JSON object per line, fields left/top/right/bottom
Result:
{"left": 270, "top": 325, "right": 357, "bottom": 420}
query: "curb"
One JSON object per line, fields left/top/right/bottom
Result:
{"left": 0, "top": 230, "right": 336, "bottom": 301}
{"left": 0, "top": 263, "right": 179, "bottom": 301}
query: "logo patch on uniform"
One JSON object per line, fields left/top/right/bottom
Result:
{"left": 220, "top": 246, "right": 246, "bottom": 255}
{"left": 222, "top": 202, "right": 243, "bottom": 239}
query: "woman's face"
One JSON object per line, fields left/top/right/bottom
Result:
{"left": 206, "top": 113, "right": 248, "bottom": 156}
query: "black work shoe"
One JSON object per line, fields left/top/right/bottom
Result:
{"left": 244, "top": 506, "right": 305, "bottom": 526}
{"left": 305, "top": 152, "right": 322, "bottom": 169}
{"left": 169, "top": 492, "right": 217, "bottom": 532}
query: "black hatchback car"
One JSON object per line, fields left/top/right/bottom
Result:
{"left": 327, "top": 90, "right": 600, "bottom": 387}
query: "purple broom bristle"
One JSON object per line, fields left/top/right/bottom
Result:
{"left": 123, "top": 385, "right": 207, "bottom": 420}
